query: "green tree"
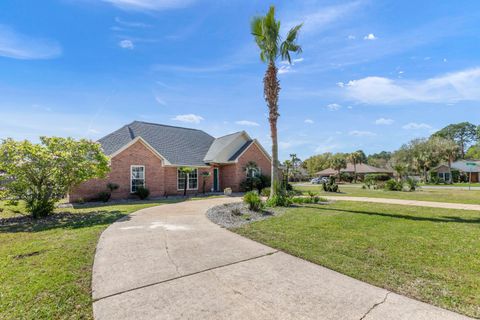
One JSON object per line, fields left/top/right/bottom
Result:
{"left": 251, "top": 6, "right": 302, "bottom": 197}
{"left": 178, "top": 167, "right": 195, "bottom": 196}
{"left": 0, "top": 137, "right": 109, "bottom": 218}
{"left": 329, "top": 154, "right": 347, "bottom": 177}
{"left": 431, "top": 136, "right": 459, "bottom": 184}
{"left": 354, "top": 150, "right": 367, "bottom": 164}
{"left": 466, "top": 144, "right": 480, "bottom": 160}
{"left": 367, "top": 151, "right": 392, "bottom": 168}
{"left": 347, "top": 151, "right": 362, "bottom": 183}
{"left": 302, "top": 153, "right": 333, "bottom": 176}
{"left": 432, "top": 122, "right": 476, "bottom": 158}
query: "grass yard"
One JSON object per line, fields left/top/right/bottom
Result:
{"left": 234, "top": 201, "right": 480, "bottom": 318}
{"left": 295, "top": 183, "right": 480, "bottom": 205}
{"left": 0, "top": 198, "right": 185, "bottom": 320}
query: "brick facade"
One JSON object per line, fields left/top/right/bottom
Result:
{"left": 218, "top": 142, "right": 271, "bottom": 192}
{"left": 69, "top": 140, "right": 271, "bottom": 202}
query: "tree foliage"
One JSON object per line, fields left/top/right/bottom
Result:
{"left": 432, "top": 122, "right": 476, "bottom": 158}
{"left": 329, "top": 153, "right": 347, "bottom": 175}
{"left": 0, "top": 137, "right": 109, "bottom": 218}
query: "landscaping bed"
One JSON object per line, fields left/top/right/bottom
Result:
{"left": 206, "top": 202, "right": 285, "bottom": 228}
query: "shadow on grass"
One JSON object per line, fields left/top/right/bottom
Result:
{"left": 0, "top": 210, "right": 131, "bottom": 233}
{"left": 302, "top": 205, "right": 480, "bottom": 224}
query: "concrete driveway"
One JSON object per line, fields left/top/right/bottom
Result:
{"left": 92, "top": 197, "right": 471, "bottom": 320}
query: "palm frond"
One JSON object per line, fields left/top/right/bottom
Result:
{"left": 280, "top": 23, "right": 303, "bottom": 64}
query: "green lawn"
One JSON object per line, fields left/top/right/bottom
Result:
{"left": 422, "top": 182, "right": 480, "bottom": 187}
{"left": 234, "top": 201, "right": 480, "bottom": 318}
{"left": 0, "top": 198, "right": 185, "bottom": 320}
{"left": 295, "top": 183, "right": 480, "bottom": 205}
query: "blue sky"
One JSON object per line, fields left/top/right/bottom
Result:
{"left": 1, "top": 0, "right": 480, "bottom": 161}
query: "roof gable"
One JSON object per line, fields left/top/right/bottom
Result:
{"left": 203, "top": 131, "right": 251, "bottom": 163}
{"left": 99, "top": 121, "right": 214, "bottom": 166}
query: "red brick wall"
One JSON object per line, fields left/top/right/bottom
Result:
{"left": 220, "top": 142, "right": 271, "bottom": 192}
{"left": 163, "top": 166, "right": 214, "bottom": 195}
{"left": 69, "top": 140, "right": 271, "bottom": 202}
{"left": 69, "top": 140, "right": 165, "bottom": 202}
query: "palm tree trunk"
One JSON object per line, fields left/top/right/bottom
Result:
{"left": 448, "top": 156, "right": 453, "bottom": 184}
{"left": 264, "top": 61, "right": 280, "bottom": 197}
{"left": 353, "top": 160, "right": 357, "bottom": 183}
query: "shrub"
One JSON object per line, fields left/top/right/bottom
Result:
{"left": 240, "top": 174, "right": 270, "bottom": 192}
{"left": 231, "top": 207, "right": 242, "bottom": 216}
{"left": 260, "top": 188, "right": 270, "bottom": 197}
{"left": 97, "top": 191, "right": 111, "bottom": 202}
{"left": 243, "top": 191, "right": 262, "bottom": 211}
{"left": 339, "top": 172, "right": 354, "bottom": 183}
{"left": 0, "top": 137, "right": 109, "bottom": 218}
{"left": 323, "top": 176, "right": 339, "bottom": 192}
{"left": 405, "top": 178, "right": 417, "bottom": 191}
{"left": 384, "top": 179, "right": 403, "bottom": 191}
{"left": 135, "top": 187, "right": 150, "bottom": 200}
{"left": 266, "top": 193, "right": 292, "bottom": 207}
{"left": 107, "top": 182, "right": 119, "bottom": 192}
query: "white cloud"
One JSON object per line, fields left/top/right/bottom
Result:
{"left": 285, "top": 1, "right": 364, "bottom": 35}
{"left": 344, "top": 68, "right": 480, "bottom": 104}
{"left": 172, "top": 114, "right": 204, "bottom": 123}
{"left": 402, "top": 122, "right": 432, "bottom": 130}
{"left": 336, "top": 82, "right": 345, "bottom": 88}
{"left": 349, "top": 130, "right": 376, "bottom": 137}
{"left": 103, "top": 0, "right": 195, "bottom": 11}
{"left": 347, "top": 35, "right": 356, "bottom": 40}
{"left": 119, "top": 39, "right": 134, "bottom": 49}
{"left": 327, "top": 103, "right": 341, "bottom": 111}
{"left": 278, "top": 65, "right": 292, "bottom": 74}
{"left": 375, "top": 118, "right": 394, "bottom": 125}
{"left": 304, "top": 119, "right": 314, "bottom": 124}
{"left": 364, "top": 33, "right": 377, "bottom": 40}
{"left": 235, "top": 120, "right": 259, "bottom": 127}
{"left": 0, "top": 24, "right": 61, "bottom": 60}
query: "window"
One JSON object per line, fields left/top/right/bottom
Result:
{"left": 246, "top": 167, "right": 260, "bottom": 178}
{"left": 437, "top": 172, "right": 451, "bottom": 181}
{"left": 131, "top": 165, "right": 145, "bottom": 193}
{"left": 177, "top": 169, "right": 198, "bottom": 190}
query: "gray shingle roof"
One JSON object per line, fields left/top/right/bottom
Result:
{"left": 228, "top": 140, "right": 254, "bottom": 161}
{"left": 203, "top": 131, "right": 245, "bottom": 162}
{"left": 98, "top": 121, "right": 215, "bottom": 166}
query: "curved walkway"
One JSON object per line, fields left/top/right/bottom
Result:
{"left": 323, "top": 196, "right": 480, "bottom": 211}
{"left": 92, "top": 197, "right": 472, "bottom": 320}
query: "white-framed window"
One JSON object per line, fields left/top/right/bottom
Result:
{"left": 246, "top": 167, "right": 261, "bottom": 178}
{"left": 177, "top": 169, "right": 198, "bottom": 190}
{"left": 131, "top": 165, "right": 145, "bottom": 193}
{"left": 437, "top": 172, "right": 450, "bottom": 181}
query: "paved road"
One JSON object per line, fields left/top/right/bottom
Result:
{"left": 323, "top": 196, "right": 480, "bottom": 211}
{"left": 92, "top": 197, "right": 472, "bottom": 320}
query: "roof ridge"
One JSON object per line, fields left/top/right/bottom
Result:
{"left": 214, "top": 131, "right": 246, "bottom": 139}
{"left": 97, "top": 124, "right": 130, "bottom": 142}
{"left": 131, "top": 120, "right": 211, "bottom": 134}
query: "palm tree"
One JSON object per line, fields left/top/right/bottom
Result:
{"left": 251, "top": 6, "right": 302, "bottom": 197}
{"left": 178, "top": 167, "right": 195, "bottom": 196}
{"left": 348, "top": 151, "right": 361, "bottom": 183}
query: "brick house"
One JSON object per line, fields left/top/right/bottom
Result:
{"left": 69, "top": 121, "right": 271, "bottom": 201}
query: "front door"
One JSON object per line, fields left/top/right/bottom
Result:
{"left": 213, "top": 168, "right": 219, "bottom": 192}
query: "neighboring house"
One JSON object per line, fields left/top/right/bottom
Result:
{"left": 69, "top": 121, "right": 271, "bottom": 201}
{"left": 316, "top": 163, "right": 393, "bottom": 180}
{"left": 432, "top": 160, "right": 480, "bottom": 183}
